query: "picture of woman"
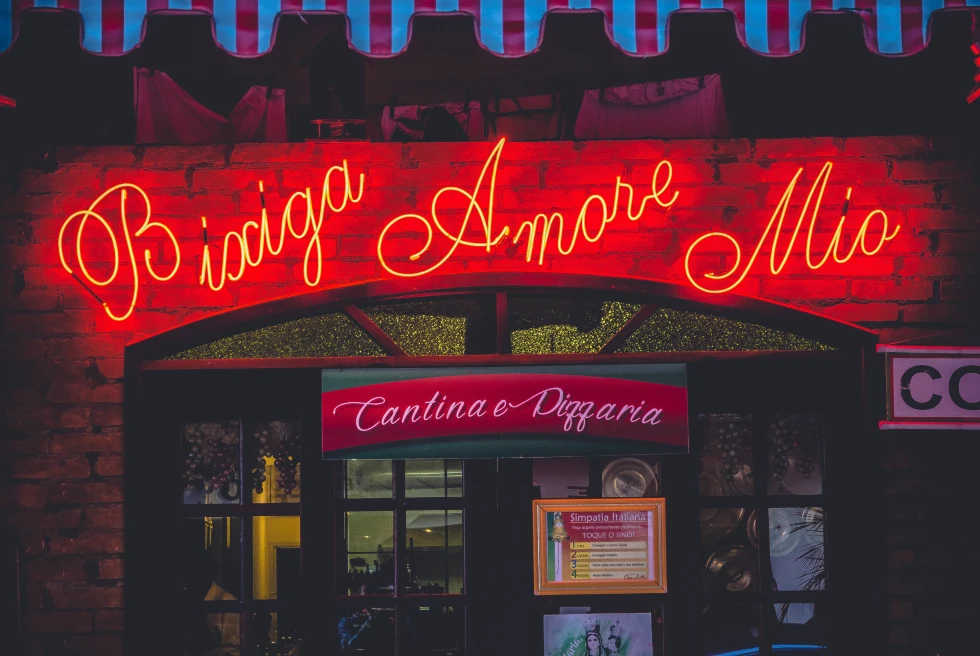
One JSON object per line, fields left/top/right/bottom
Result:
{"left": 585, "top": 620, "right": 605, "bottom": 656}
{"left": 545, "top": 613, "right": 657, "bottom": 656}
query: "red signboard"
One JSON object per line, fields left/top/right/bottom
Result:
{"left": 321, "top": 366, "right": 688, "bottom": 459}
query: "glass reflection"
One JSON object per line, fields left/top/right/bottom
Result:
{"left": 406, "top": 459, "right": 463, "bottom": 498}
{"left": 409, "top": 605, "right": 464, "bottom": 654}
{"left": 183, "top": 517, "right": 241, "bottom": 601}
{"left": 250, "top": 422, "right": 300, "bottom": 504}
{"left": 700, "top": 507, "right": 746, "bottom": 546}
{"left": 769, "top": 507, "right": 825, "bottom": 592}
{"left": 406, "top": 510, "right": 464, "bottom": 595}
{"left": 699, "top": 604, "right": 758, "bottom": 656}
{"left": 533, "top": 458, "right": 590, "bottom": 499}
{"left": 699, "top": 415, "right": 754, "bottom": 497}
{"left": 766, "top": 414, "right": 824, "bottom": 495}
{"left": 346, "top": 512, "right": 394, "bottom": 595}
{"left": 346, "top": 460, "right": 393, "bottom": 499}
{"left": 182, "top": 610, "right": 241, "bottom": 656}
{"left": 252, "top": 612, "right": 301, "bottom": 656}
{"left": 703, "top": 543, "right": 759, "bottom": 593}
{"left": 336, "top": 604, "right": 396, "bottom": 655}
{"left": 771, "top": 603, "right": 827, "bottom": 647}
{"left": 252, "top": 516, "right": 301, "bottom": 600}
{"left": 182, "top": 422, "right": 242, "bottom": 505}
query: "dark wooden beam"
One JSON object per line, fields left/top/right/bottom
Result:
{"left": 343, "top": 305, "right": 407, "bottom": 356}
{"left": 598, "top": 304, "right": 659, "bottom": 354}
{"left": 140, "top": 350, "right": 847, "bottom": 371}
{"left": 496, "top": 292, "right": 510, "bottom": 355}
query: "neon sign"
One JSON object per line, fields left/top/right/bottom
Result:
{"left": 58, "top": 184, "right": 181, "bottom": 321}
{"left": 55, "top": 138, "right": 898, "bottom": 322}
{"left": 683, "top": 163, "right": 899, "bottom": 294}
{"left": 376, "top": 138, "right": 678, "bottom": 276}
{"left": 58, "top": 163, "right": 363, "bottom": 321}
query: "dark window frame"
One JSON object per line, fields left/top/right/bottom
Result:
{"left": 124, "top": 275, "right": 883, "bottom": 656}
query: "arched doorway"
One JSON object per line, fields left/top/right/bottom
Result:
{"left": 124, "top": 273, "right": 881, "bottom": 656}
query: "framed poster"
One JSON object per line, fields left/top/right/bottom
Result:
{"left": 533, "top": 499, "right": 667, "bottom": 595}
{"left": 544, "top": 612, "right": 658, "bottom": 656}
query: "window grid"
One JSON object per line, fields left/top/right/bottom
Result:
{"left": 179, "top": 418, "right": 302, "bottom": 656}
{"left": 335, "top": 459, "right": 468, "bottom": 655}
{"left": 697, "top": 411, "right": 829, "bottom": 656}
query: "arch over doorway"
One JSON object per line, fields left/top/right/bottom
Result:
{"left": 128, "top": 272, "right": 877, "bottom": 364}
{"left": 122, "top": 269, "right": 883, "bottom": 656}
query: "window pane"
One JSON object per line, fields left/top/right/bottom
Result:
{"left": 510, "top": 297, "right": 643, "bottom": 354}
{"left": 699, "top": 415, "right": 754, "bottom": 497}
{"left": 406, "top": 459, "right": 463, "bottom": 498}
{"left": 253, "top": 516, "right": 301, "bottom": 600}
{"left": 771, "top": 602, "right": 828, "bottom": 648}
{"left": 346, "top": 460, "right": 393, "bottom": 499}
{"left": 249, "top": 421, "right": 300, "bottom": 503}
{"left": 252, "top": 611, "right": 302, "bottom": 655}
{"left": 166, "top": 312, "right": 385, "bottom": 359}
{"left": 619, "top": 307, "right": 833, "bottom": 352}
{"left": 182, "top": 422, "right": 242, "bottom": 505}
{"left": 183, "top": 517, "right": 241, "bottom": 601}
{"left": 182, "top": 610, "right": 241, "bottom": 656}
{"left": 362, "top": 296, "right": 495, "bottom": 356}
{"left": 699, "top": 604, "right": 758, "bottom": 656}
{"left": 766, "top": 414, "right": 824, "bottom": 495}
{"left": 769, "top": 507, "right": 825, "bottom": 592}
{"left": 601, "top": 456, "right": 661, "bottom": 497}
{"left": 346, "top": 511, "right": 395, "bottom": 595}
{"left": 701, "top": 507, "right": 747, "bottom": 547}
{"left": 406, "top": 510, "right": 464, "bottom": 595}
{"left": 408, "top": 605, "right": 464, "bottom": 655}
{"left": 334, "top": 604, "right": 395, "bottom": 655}
{"left": 702, "top": 507, "right": 758, "bottom": 593}
{"left": 704, "top": 543, "right": 759, "bottom": 593}
{"left": 533, "top": 458, "right": 590, "bottom": 499}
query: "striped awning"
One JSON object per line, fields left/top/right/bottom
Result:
{"left": 0, "top": 1, "right": 975, "bottom": 57}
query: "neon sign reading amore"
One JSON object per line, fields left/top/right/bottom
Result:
{"left": 56, "top": 138, "right": 899, "bottom": 322}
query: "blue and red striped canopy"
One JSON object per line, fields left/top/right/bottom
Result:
{"left": 0, "top": 0, "right": 974, "bottom": 57}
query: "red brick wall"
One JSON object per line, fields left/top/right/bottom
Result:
{"left": 1, "top": 136, "right": 978, "bottom": 655}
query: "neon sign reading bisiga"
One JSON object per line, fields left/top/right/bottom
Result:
{"left": 55, "top": 138, "right": 898, "bottom": 322}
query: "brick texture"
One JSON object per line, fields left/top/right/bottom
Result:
{"left": 1, "top": 137, "right": 977, "bottom": 655}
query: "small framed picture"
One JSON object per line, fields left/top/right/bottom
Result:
{"left": 532, "top": 498, "right": 667, "bottom": 595}
{"left": 544, "top": 612, "right": 659, "bottom": 656}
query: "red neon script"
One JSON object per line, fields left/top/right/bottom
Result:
{"left": 57, "top": 164, "right": 363, "bottom": 322}
{"left": 200, "top": 163, "right": 363, "bottom": 291}
{"left": 377, "top": 138, "right": 678, "bottom": 277}
{"left": 55, "top": 140, "right": 901, "bottom": 322}
{"left": 58, "top": 184, "right": 180, "bottom": 321}
{"left": 683, "top": 162, "right": 900, "bottom": 294}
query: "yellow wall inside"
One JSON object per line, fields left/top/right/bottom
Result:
{"left": 253, "top": 515, "right": 301, "bottom": 600}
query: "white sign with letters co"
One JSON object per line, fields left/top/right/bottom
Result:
{"left": 882, "top": 347, "right": 980, "bottom": 430}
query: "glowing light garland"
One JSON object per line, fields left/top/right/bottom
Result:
{"left": 56, "top": 139, "right": 897, "bottom": 323}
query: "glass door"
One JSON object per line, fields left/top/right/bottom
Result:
{"left": 330, "top": 459, "right": 467, "bottom": 655}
